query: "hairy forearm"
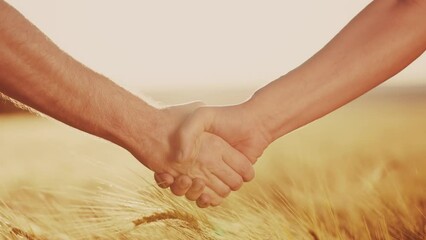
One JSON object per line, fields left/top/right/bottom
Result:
{"left": 247, "top": 0, "right": 426, "bottom": 142}
{"left": 0, "top": 1, "right": 161, "bottom": 150}
{"left": 0, "top": 1, "right": 256, "bottom": 204}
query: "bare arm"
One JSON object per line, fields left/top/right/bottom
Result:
{"left": 154, "top": 0, "right": 426, "bottom": 176}
{"left": 0, "top": 1, "right": 154, "bottom": 148}
{"left": 0, "top": 1, "right": 254, "bottom": 207}
{"left": 249, "top": 0, "right": 426, "bottom": 142}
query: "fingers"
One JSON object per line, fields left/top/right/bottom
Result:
{"left": 153, "top": 172, "right": 226, "bottom": 208}
{"left": 154, "top": 174, "right": 226, "bottom": 208}
{"left": 185, "top": 178, "right": 205, "bottom": 201}
{"left": 212, "top": 162, "right": 244, "bottom": 191}
{"left": 193, "top": 133, "right": 251, "bottom": 196}
{"left": 204, "top": 172, "right": 231, "bottom": 198}
{"left": 170, "top": 175, "right": 192, "bottom": 196}
{"left": 154, "top": 170, "right": 233, "bottom": 204}
{"left": 154, "top": 172, "right": 174, "bottom": 188}
{"left": 196, "top": 188, "right": 223, "bottom": 208}
{"left": 196, "top": 193, "right": 210, "bottom": 208}
{"left": 223, "top": 146, "right": 255, "bottom": 182}
{"left": 208, "top": 189, "right": 224, "bottom": 207}
{"left": 206, "top": 135, "right": 254, "bottom": 191}
{"left": 155, "top": 173, "right": 207, "bottom": 202}
{"left": 166, "top": 179, "right": 223, "bottom": 208}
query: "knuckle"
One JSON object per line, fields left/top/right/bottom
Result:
{"left": 154, "top": 174, "right": 172, "bottom": 188}
{"left": 171, "top": 187, "right": 184, "bottom": 196}
{"left": 192, "top": 179, "right": 205, "bottom": 191}
{"left": 177, "top": 176, "right": 191, "bottom": 189}
{"left": 185, "top": 193, "right": 197, "bottom": 201}
{"left": 196, "top": 196, "right": 210, "bottom": 208}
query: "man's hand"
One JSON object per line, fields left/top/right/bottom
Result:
{"left": 0, "top": 1, "right": 254, "bottom": 209}
{"left": 180, "top": 104, "right": 272, "bottom": 164}
{"left": 154, "top": 0, "right": 426, "bottom": 203}
{"left": 123, "top": 102, "right": 256, "bottom": 207}
{"left": 154, "top": 102, "right": 273, "bottom": 206}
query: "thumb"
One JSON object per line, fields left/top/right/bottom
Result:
{"left": 177, "top": 107, "right": 214, "bottom": 162}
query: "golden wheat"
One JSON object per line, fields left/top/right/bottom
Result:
{"left": 0, "top": 92, "right": 425, "bottom": 239}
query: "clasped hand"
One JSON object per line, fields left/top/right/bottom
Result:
{"left": 128, "top": 102, "right": 271, "bottom": 208}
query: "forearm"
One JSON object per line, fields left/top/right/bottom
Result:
{"left": 247, "top": 0, "right": 426, "bottom": 142}
{"left": 0, "top": 1, "right": 161, "bottom": 150}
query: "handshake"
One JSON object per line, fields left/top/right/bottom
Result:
{"left": 3, "top": 0, "right": 419, "bottom": 209}
{"left": 125, "top": 99, "right": 274, "bottom": 208}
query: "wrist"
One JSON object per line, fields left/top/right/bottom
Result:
{"left": 239, "top": 96, "right": 275, "bottom": 145}
{"left": 101, "top": 92, "right": 171, "bottom": 170}
{"left": 113, "top": 101, "right": 203, "bottom": 173}
{"left": 244, "top": 80, "right": 297, "bottom": 143}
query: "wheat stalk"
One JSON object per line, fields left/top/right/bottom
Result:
{"left": 132, "top": 210, "right": 201, "bottom": 232}
{"left": 10, "top": 227, "right": 45, "bottom": 240}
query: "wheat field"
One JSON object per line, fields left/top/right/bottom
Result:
{"left": 0, "top": 88, "right": 425, "bottom": 239}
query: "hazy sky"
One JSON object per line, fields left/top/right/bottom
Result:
{"left": 6, "top": 0, "right": 426, "bottom": 90}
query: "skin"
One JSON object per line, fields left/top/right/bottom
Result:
{"left": 0, "top": 0, "right": 255, "bottom": 208}
{"left": 156, "top": 0, "right": 426, "bottom": 206}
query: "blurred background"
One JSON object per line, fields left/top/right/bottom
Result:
{"left": 1, "top": 2, "right": 425, "bottom": 239}
{"left": 1, "top": 0, "right": 426, "bottom": 113}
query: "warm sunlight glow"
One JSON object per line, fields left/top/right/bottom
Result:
{"left": 6, "top": 0, "right": 426, "bottom": 90}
